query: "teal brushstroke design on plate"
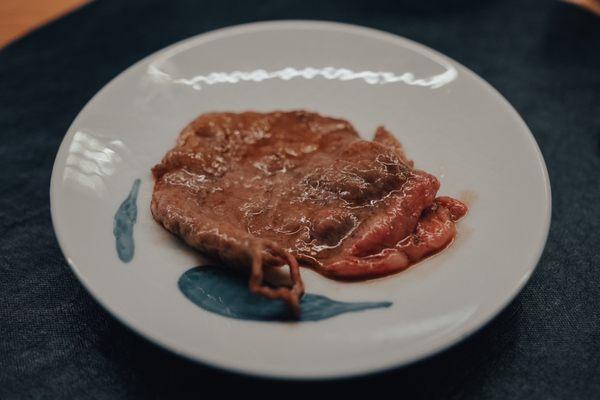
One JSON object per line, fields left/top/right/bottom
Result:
{"left": 179, "top": 266, "right": 392, "bottom": 322}
{"left": 113, "top": 179, "right": 141, "bottom": 262}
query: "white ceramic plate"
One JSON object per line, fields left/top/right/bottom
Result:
{"left": 50, "top": 21, "right": 551, "bottom": 379}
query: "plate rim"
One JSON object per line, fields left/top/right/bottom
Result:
{"left": 50, "top": 19, "right": 552, "bottom": 380}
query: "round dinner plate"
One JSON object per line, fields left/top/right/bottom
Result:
{"left": 50, "top": 21, "right": 551, "bottom": 379}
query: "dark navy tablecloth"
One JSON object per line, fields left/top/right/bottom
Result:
{"left": 1, "top": 0, "right": 599, "bottom": 398}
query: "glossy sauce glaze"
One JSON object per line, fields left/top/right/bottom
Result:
{"left": 151, "top": 111, "right": 467, "bottom": 313}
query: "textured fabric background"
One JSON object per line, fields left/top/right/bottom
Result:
{"left": 0, "top": 0, "right": 599, "bottom": 398}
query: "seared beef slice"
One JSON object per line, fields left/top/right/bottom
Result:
{"left": 152, "top": 111, "right": 466, "bottom": 313}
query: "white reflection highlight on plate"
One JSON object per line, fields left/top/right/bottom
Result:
{"left": 63, "top": 130, "right": 126, "bottom": 194}
{"left": 147, "top": 64, "right": 457, "bottom": 90}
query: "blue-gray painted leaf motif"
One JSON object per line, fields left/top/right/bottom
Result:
{"left": 113, "top": 179, "right": 141, "bottom": 262}
{"left": 179, "top": 266, "right": 392, "bottom": 322}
